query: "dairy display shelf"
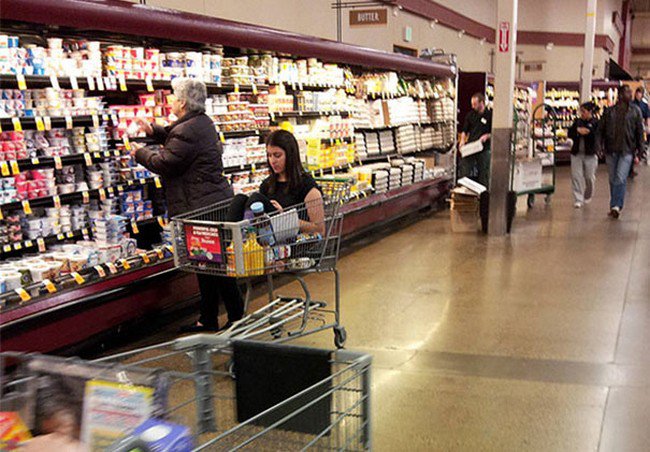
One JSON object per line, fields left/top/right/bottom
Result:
{"left": 0, "top": 176, "right": 160, "bottom": 213}
{"left": 0, "top": 114, "right": 106, "bottom": 131}
{"left": 0, "top": 0, "right": 457, "bottom": 354}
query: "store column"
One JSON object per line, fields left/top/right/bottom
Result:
{"left": 489, "top": 0, "right": 518, "bottom": 235}
{"left": 580, "top": 0, "right": 597, "bottom": 102}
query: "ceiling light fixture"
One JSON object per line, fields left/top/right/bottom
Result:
{"left": 479, "top": 38, "right": 486, "bottom": 46}
{"left": 545, "top": 42, "right": 554, "bottom": 50}
{"left": 458, "top": 29, "right": 465, "bottom": 38}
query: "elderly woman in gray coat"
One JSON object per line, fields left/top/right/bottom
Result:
{"left": 130, "top": 78, "right": 243, "bottom": 332}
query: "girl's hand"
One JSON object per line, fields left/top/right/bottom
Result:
{"left": 270, "top": 200, "right": 283, "bottom": 212}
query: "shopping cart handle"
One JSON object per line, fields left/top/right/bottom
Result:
{"left": 171, "top": 333, "right": 230, "bottom": 350}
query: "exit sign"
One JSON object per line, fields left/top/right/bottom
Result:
{"left": 350, "top": 9, "right": 388, "bottom": 26}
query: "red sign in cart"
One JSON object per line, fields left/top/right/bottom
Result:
{"left": 185, "top": 224, "right": 223, "bottom": 263}
{"left": 499, "top": 21, "right": 510, "bottom": 52}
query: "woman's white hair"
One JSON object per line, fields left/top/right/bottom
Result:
{"left": 171, "top": 77, "right": 207, "bottom": 113}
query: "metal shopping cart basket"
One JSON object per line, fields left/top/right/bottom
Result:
{"left": 171, "top": 181, "right": 350, "bottom": 348}
{"left": 1, "top": 335, "right": 372, "bottom": 451}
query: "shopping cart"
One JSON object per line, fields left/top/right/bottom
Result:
{"left": 171, "top": 181, "right": 350, "bottom": 348}
{"left": 1, "top": 335, "right": 372, "bottom": 451}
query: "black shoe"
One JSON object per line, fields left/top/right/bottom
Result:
{"left": 179, "top": 322, "right": 218, "bottom": 333}
{"left": 610, "top": 207, "right": 621, "bottom": 219}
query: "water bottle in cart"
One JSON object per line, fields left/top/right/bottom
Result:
{"left": 250, "top": 202, "right": 276, "bottom": 247}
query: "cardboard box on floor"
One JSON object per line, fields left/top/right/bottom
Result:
{"left": 449, "top": 178, "right": 485, "bottom": 232}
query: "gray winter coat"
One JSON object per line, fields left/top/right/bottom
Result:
{"left": 135, "top": 111, "right": 233, "bottom": 217}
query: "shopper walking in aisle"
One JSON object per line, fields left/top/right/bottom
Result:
{"left": 130, "top": 78, "right": 244, "bottom": 332}
{"left": 599, "top": 84, "right": 645, "bottom": 219}
{"left": 458, "top": 92, "right": 492, "bottom": 188}
{"left": 568, "top": 102, "right": 599, "bottom": 208}
{"left": 632, "top": 86, "right": 650, "bottom": 168}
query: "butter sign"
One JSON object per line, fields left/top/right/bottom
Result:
{"left": 350, "top": 8, "right": 388, "bottom": 26}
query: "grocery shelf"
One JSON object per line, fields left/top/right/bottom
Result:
{"left": 0, "top": 74, "right": 269, "bottom": 94}
{"left": 270, "top": 110, "right": 351, "bottom": 120}
{"left": 218, "top": 129, "right": 270, "bottom": 139}
{"left": 0, "top": 114, "right": 106, "bottom": 131}
{"left": 2, "top": 150, "right": 123, "bottom": 171}
{"left": 0, "top": 176, "right": 161, "bottom": 213}
{"left": 0, "top": 227, "right": 90, "bottom": 257}
{"left": 0, "top": 244, "right": 175, "bottom": 314}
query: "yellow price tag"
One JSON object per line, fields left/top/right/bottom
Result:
{"left": 2, "top": 244, "right": 11, "bottom": 253}
{"left": 37, "top": 238, "right": 46, "bottom": 252}
{"left": 106, "top": 262, "right": 118, "bottom": 274}
{"left": 117, "top": 185, "right": 124, "bottom": 193}
{"left": 270, "top": 112, "right": 275, "bottom": 121}
{"left": 35, "top": 116, "right": 45, "bottom": 131}
{"left": 16, "top": 74, "right": 27, "bottom": 90}
{"left": 252, "top": 84, "right": 258, "bottom": 95}
{"left": 57, "top": 233, "right": 65, "bottom": 241}
{"left": 71, "top": 272, "right": 85, "bottom": 285}
{"left": 154, "top": 177, "right": 162, "bottom": 189}
{"left": 65, "top": 115, "right": 73, "bottom": 129}
{"left": 50, "top": 74, "right": 60, "bottom": 90}
{"left": 98, "top": 188, "right": 106, "bottom": 201}
{"left": 107, "top": 187, "right": 115, "bottom": 197}
{"left": 70, "top": 75, "right": 79, "bottom": 90}
{"left": 87, "top": 76, "right": 96, "bottom": 91}
{"left": 120, "top": 259, "right": 131, "bottom": 270}
{"left": 156, "top": 248, "right": 164, "bottom": 259}
{"left": 84, "top": 153, "right": 93, "bottom": 166}
{"left": 82, "top": 228, "right": 90, "bottom": 240}
{"left": 54, "top": 156, "right": 62, "bottom": 170}
{"left": 93, "top": 152, "right": 100, "bottom": 159}
{"left": 119, "top": 74, "right": 127, "bottom": 91}
{"left": 145, "top": 77, "right": 154, "bottom": 92}
{"left": 123, "top": 135, "right": 132, "bottom": 151}
{"left": 331, "top": 167, "right": 336, "bottom": 175}
{"left": 139, "top": 178, "right": 146, "bottom": 186}
{"left": 219, "top": 132, "right": 225, "bottom": 143}
{"left": 15, "top": 288, "right": 31, "bottom": 303}
{"left": 82, "top": 191, "right": 89, "bottom": 204}
{"left": 0, "top": 209, "right": 3, "bottom": 220}
{"left": 44, "top": 116, "right": 52, "bottom": 131}
{"left": 12, "top": 117, "right": 22, "bottom": 132}
{"left": 10, "top": 160, "right": 19, "bottom": 175}
{"left": 43, "top": 279, "right": 57, "bottom": 293}
{"left": 92, "top": 114, "right": 100, "bottom": 128}
{"left": 94, "top": 265, "right": 106, "bottom": 278}
{"left": 319, "top": 168, "right": 324, "bottom": 177}
{"left": 131, "top": 219, "right": 139, "bottom": 234}
{"left": 234, "top": 83, "right": 240, "bottom": 93}
{"left": 13, "top": 242, "right": 22, "bottom": 251}
{"left": 0, "top": 162, "right": 9, "bottom": 177}
{"left": 24, "top": 240, "right": 33, "bottom": 248}
{"left": 53, "top": 195, "right": 61, "bottom": 209}
{"left": 66, "top": 231, "right": 74, "bottom": 239}
{"left": 140, "top": 253, "right": 150, "bottom": 264}
{"left": 167, "top": 245, "right": 174, "bottom": 254}
{"left": 22, "top": 200, "right": 32, "bottom": 215}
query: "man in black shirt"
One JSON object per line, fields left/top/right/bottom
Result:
{"left": 458, "top": 92, "right": 492, "bottom": 188}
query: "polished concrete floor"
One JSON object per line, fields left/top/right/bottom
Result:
{"left": 265, "top": 164, "right": 650, "bottom": 451}
{"left": 97, "top": 164, "right": 649, "bottom": 451}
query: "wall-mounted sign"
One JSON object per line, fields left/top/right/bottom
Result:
{"left": 350, "top": 9, "right": 388, "bottom": 26}
{"left": 498, "top": 21, "right": 510, "bottom": 53}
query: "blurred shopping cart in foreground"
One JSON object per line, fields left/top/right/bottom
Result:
{"left": 171, "top": 181, "right": 350, "bottom": 348}
{"left": 1, "top": 335, "right": 371, "bottom": 451}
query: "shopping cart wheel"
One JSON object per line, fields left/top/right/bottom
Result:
{"left": 334, "top": 326, "right": 347, "bottom": 349}
{"left": 527, "top": 194, "right": 535, "bottom": 209}
{"left": 544, "top": 194, "right": 552, "bottom": 205}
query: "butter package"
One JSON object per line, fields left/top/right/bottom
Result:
{"left": 129, "top": 418, "right": 192, "bottom": 452}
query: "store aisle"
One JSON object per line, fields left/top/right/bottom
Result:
{"left": 277, "top": 164, "right": 650, "bottom": 451}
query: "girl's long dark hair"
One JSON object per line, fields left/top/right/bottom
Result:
{"left": 265, "top": 130, "right": 305, "bottom": 195}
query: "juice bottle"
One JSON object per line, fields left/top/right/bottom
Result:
{"left": 244, "top": 234, "right": 265, "bottom": 276}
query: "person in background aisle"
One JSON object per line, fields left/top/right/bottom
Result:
{"left": 599, "top": 84, "right": 645, "bottom": 219}
{"left": 632, "top": 86, "right": 650, "bottom": 168}
{"left": 568, "top": 102, "right": 599, "bottom": 208}
{"left": 458, "top": 92, "right": 492, "bottom": 188}
{"left": 130, "top": 77, "right": 244, "bottom": 332}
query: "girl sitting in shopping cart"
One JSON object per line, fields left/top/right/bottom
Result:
{"left": 228, "top": 130, "right": 326, "bottom": 235}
